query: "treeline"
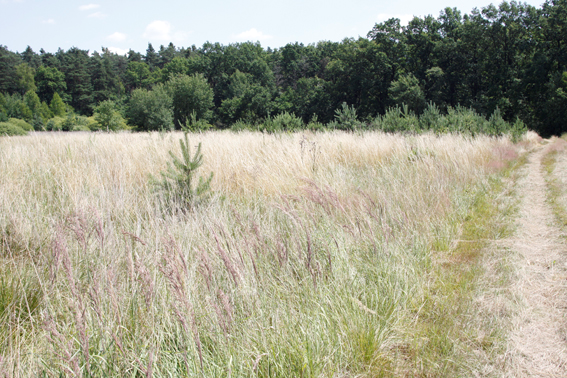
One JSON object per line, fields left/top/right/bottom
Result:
{"left": 1, "top": 0, "right": 566, "bottom": 136}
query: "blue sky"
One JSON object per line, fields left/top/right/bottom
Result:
{"left": 0, "top": 0, "right": 546, "bottom": 55}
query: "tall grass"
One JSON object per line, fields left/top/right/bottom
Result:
{"left": 0, "top": 131, "right": 520, "bottom": 376}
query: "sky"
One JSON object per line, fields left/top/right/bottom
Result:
{"left": 0, "top": 0, "right": 546, "bottom": 55}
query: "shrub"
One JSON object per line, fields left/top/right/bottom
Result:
{"left": 56, "top": 114, "right": 94, "bottom": 132}
{"left": 230, "top": 119, "right": 256, "bottom": 131}
{"left": 46, "top": 116, "right": 64, "bottom": 131}
{"left": 332, "top": 102, "right": 362, "bottom": 131}
{"left": 419, "top": 102, "right": 445, "bottom": 132}
{"left": 374, "top": 105, "right": 419, "bottom": 133}
{"left": 262, "top": 112, "right": 303, "bottom": 132}
{"left": 510, "top": 117, "right": 527, "bottom": 143}
{"left": 8, "top": 118, "right": 33, "bottom": 132}
{"left": 487, "top": 107, "right": 508, "bottom": 136}
{"left": 306, "top": 114, "right": 325, "bottom": 131}
{"left": 178, "top": 110, "right": 212, "bottom": 132}
{"left": 0, "top": 122, "right": 27, "bottom": 136}
{"left": 93, "top": 100, "right": 128, "bottom": 131}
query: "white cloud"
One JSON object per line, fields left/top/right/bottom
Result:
{"left": 376, "top": 13, "right": 415, "bottom": 26}
{"left": 107, "top": 47, "right": 128, "bottom": 55}
{"left": 107, "top": 32, "right": 127, "bottom": 42}
{"left": 232, "top": 28, "right": 273, "bottom": 42}
{"left": 143, "top": 20, "right": 172, "bottom": 41}
{"left": 142, "top": 20, "right": 188, "bottom": 43}
{"left": 79, "top": 4, "right": 99, "bottom": 11}
{"left": 42, "top": 18, "right": 55, "bottom": 24}
{"left": 88, "top": 11, "right": 106, "bottom": 18}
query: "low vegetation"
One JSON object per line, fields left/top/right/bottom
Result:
{"left": 0, "top": 130, "right": 524, "bottom": 376}
{"left": 542, "top": 136, "right": 567, "bottom": 229}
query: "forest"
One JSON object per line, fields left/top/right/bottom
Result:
{"left": 1, "top": 0, "right": 566, "bottom": 136}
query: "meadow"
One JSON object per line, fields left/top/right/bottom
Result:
{"left": 0, "top": 130, "right": 524, "bottom": 376}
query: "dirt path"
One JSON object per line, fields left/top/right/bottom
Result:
{"left": 506, "top": 145, "right": 567, "bottom": 377}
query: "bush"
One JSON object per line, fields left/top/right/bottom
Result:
{"left": 487, "top": 107, "right": 508, "bottom": 136}
{"left": 93, "top": 100, "right": 128, "bottom": 131}
{"left": 306, "top": 114, "right": 325, "bottom": 131}
{"left": 373, "top": 105, "right": 419, "bottom": 133}
{"left": 8, "top": 118, "right": 33, "bottom": 132}
{"left": 178, "top": 110, "right": 212, "bottom": 132}
{"left": 54, "top": 114, "right": 95, "bottom": 132}
{"left": 444, "top": 106, "right": 486, "bottom": 134}
{"left": 332, "top": 102, "right": 362, "bottom": 131}
{"left": 230, "top": 119, "right": 256, "bottom": 132}
{"left": 510, "top": 117, "right": 527, "bottom": 143}
{"left": 46, "top": 116, "right": 64, "bottom": 131}
{"left": 419, "top": 102, "right": 444, "bottom": 132}
{"left": 0, "top": 122, "right": 27, "bottom": 136}
{"left": 262, "top": 112, "right": 303, "bottom": 132}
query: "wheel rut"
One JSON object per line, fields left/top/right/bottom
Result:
{"left": 506, "top": 145, "right": 567, "bottom": 377}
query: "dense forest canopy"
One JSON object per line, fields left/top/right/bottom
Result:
{"left": 1, "top": 0, "right": 566, "bottom": 136}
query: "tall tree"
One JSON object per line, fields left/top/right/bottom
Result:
{"left": 35, "top": 65, "right": 66, "bottom": 103}
{"left": 58, "top": 47, "right": 93, "bottom": 114}
{"left": 15, "top": 63, "right": 36, "bottom": 94}
{"left": 145, "top": 43, "right": 159, "bottom": 71}
{"left": 166, "top": 73, "right": 214, "bottom": 126}
{"left": 0, "top": 46, "right": 21, "bottom": 94}
{"left": 21, "top": 46, "right": 41, "bottom": 69}
{"left": 127, "top": 84, "right": 173, "bottom": 131}
{"left": 159, "top": 43, "right": 177, "bottom": 68}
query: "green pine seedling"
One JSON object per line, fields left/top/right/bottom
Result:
{"left": 151, "top": 132, "right": 213, "bottom": 210}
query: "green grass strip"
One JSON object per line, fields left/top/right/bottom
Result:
{"left": 399, "top": 154, "right": 525, "bottom": 377}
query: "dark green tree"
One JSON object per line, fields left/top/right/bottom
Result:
{"left": 127, "top": 84, "right": 173, "bottom": 131}
{"left": 145, "top": 43, "right": 160, "bottom": 71}
{"left": 0, "top": 46, "right": 20, "bottom": 93}
{"left": 389, "top": 73, "right": 426, "bottom": 113}
{"left": 159, "top": 43, "right": 177, "bottom": 68}
{"left": 219, "top": 70, "right": 273, "bottom": 124}
{"left": 21, "top": 46, "right": 41, "bottom": 69}
{"left": 125, "top": 61, "right": 154, "bottom": 90}
{"left": 166, "top": 73, "right": 214, "bottom": 127}
{"left": 58, "top": 47, "right": 93, "bottom": 114}
{"left": 35, "top": 65, "right": 66, "bottom": 103}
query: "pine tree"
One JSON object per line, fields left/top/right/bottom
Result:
{"left": 151, "top": 132, "right": 213, "bottom": 210}
{"left": 145, "top": 43, "right": 159, "bottom": 71}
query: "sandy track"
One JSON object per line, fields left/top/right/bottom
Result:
{"left": 506, "top": 146, "right": 567, "bottom": 377}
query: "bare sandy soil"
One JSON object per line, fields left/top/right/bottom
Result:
{"left": 506, "top": 145, "right": 567, "bottom": 377}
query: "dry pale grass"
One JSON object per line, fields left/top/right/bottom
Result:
{"left": 503, "top": 145, "right": 567, "bottom": 377}
{"left": 0, "top": 130, "right": 519, "bottom": 377}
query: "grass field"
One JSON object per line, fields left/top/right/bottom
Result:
{"left": 0, "top": 130, "right": 525, "bottom": 376}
